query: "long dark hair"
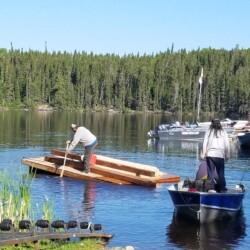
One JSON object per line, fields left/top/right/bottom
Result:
{"left": 209, "top": 118, "right": 223, "bottom": 137}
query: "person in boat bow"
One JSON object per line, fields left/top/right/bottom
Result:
{"left": 66, "top": 124, "right": 98, "bottom": 174}
{"left": 201, "top": 118, "right": 230, "bottom": 193}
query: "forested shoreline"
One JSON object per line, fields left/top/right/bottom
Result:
{"left": 0, "top": 46, "right": 249, "bottom": 115}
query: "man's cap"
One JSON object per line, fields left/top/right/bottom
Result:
{"left": 71, "top": 124, "right": 77, "bottom": 129}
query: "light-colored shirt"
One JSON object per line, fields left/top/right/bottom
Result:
{"left": 68, "top": 126, "right": 97, "bottom": 152}
{"left": 202, "top": 129, "right": 230, "bottom": 160}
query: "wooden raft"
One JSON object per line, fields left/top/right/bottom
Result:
{"left": 22, "top": 150, "right": 180, "bottom": 187}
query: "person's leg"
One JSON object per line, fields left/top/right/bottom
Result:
{"left": 83, "top": 144, "right": 97, "bottom": 173}
{"left": 214, "top": 158, "right": 226, "bottom": 192}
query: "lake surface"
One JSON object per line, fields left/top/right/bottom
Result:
{"left": 0, "top": 110, "right": 249, "bottom": 250}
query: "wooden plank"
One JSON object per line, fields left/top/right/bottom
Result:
{"left": 23, "top": 157, "right": 156, "bottom": 187}
{"left": 95, "top": 176, "right": 131, "bottom": 185}
{"left": 23, "top": 156, "right": 180, "bottom": 186}
{"left": 93, "top": 164, "right": 156, "bottom": 187}
{"left": 51, "top": 150, "right": 157, "bottom": 177}
{"left": 44, "top": 156, "right": 131, "bottom": 185}
{"left": 50, "top": 150, "right": 81, "bottom": 160}
{"left": 95, "top": 157, "right": 156, "bottom": 177}
{"left": 45, "top": 156, "right": 156, "bottom": 187}
{"left": 155, "top": 174, "right": 180, "bottom": 183}
{"left": 22, "top": 157, "right": 131, "bottom": 185}
{"left": 45, "top": 157, "right": 155, "bottom": 186}
{"left": 22, "top": 158, "right": 96, "bottom": 180}
{"left": 44, "top": 156, "right": 180, "bottom": 184}
{"left": 45, "top": 155, "right": 155, "bottom": 178}
{"left": 44, "top": 156, "right": 84, "bottom": 171}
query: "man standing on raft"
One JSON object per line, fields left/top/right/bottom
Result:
{"left": 67, "top": 124, "right": 98, "bottom": 174}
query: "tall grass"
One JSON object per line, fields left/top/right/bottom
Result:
{"left": 42, "top": 195, "right": 54, "bottom": 222}
{"left": 0, "top": 170, "right": 111, "bottom": 249}
{"left": 0, "top": 169, "right": 54, "bottom": 226}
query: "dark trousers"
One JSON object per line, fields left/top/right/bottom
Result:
{"left": 83, "top": 143, "right": 97, "bottom": 172}
{"left": 206, "top": 157, "right": 226, "bottom": 192}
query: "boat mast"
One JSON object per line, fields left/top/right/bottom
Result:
{"left": 197, "top": 67, "right": 203, "bottom": 122}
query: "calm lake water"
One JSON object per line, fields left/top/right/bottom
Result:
{"left": 0, "top": 110, "right": 249, "bottom": 250}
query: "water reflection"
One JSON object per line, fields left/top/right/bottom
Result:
{"left": 148, "top": 138, "right": 250, "bottom": 160}
{"left": 230, "top": 140, "right": 250, "bottom": 159}
{"left": 147, "top": 138, "right": 202, "bottom": 156}
{"left": 83, "top": 181, "right": 96, "bottom": 219}
{"left": 0, "top": 110, "right": 160, "bottom": 151}
{"left": 166, "top": 211, "right": 246, "bottom": 250}
{"left": 55, "top": 179, "right": 96, "bottom": 221}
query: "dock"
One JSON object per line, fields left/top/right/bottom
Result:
{"left": 0, "top": 219, "right": 113, "bottom": 246}
{"left": 22, "top": 150, "right": 180, "bottom": 187}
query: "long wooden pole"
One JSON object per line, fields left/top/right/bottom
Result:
{"left": 60, "top": 142, "right": 69, "bottom": 178}
{"left": 197, "top": 84, "right": 202, "bottom": 122}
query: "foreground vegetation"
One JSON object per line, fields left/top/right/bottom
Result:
{"left": 0, "top": 239, "right": 103, "bottom": 250}
{"left": 0, "top": 170, "right": 53, "bottom": 226}
{"left": 0, "top": 46, "right": 249, "bottom": 115}
{"left": 0, "top": 171, "right": 107, "bottom": 249}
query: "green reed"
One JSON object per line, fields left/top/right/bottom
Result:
{"left": 42, "top": 195, "right": 54, "bottom": 222}
{"left": 0, "top": 169, "right": 54, "bottom": 226}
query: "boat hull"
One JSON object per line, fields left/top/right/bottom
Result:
{"left": 148, "top": 125, "right": 234, "bottom": 140}
{"left": 237, "top": 132, "right": 250, "bottom": 148}
{"left": 168, "top": 183, "right": 246, "bottom": 223}
{"left": 158, "top": 129, "right": 206, "bottom": 140}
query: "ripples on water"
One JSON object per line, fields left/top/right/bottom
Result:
{"left": 0, "top": 111, "right": 249, "bottom": 250}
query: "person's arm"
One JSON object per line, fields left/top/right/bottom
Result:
{"left": 224, "top": 130, "right": 230, "bottom": 160}
{"left": 67, "top": 131, "right": 81, "bottom": 152}
{"left": 202, "top": 131, "right": 209, "bottom": 158}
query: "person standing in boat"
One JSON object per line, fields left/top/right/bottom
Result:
{"left": 201, "top": 118, "right": 230, "bottom": 193}
{"left": 67, "top": 124, "right": 98, "bottom": 174}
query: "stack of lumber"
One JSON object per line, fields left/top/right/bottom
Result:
{"left": 22, "top": 150, "right": 180, "bottom": 187}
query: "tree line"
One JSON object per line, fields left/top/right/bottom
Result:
{"left": 0, "top": 45, "right": 249, "bottom": 116}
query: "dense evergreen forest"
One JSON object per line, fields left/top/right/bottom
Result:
{"left": 0, "top": 45, "right": 249, "bottom": 116}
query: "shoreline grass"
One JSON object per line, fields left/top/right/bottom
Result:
{"left": 0, "top": 170, "right": 114, "bottom": 249}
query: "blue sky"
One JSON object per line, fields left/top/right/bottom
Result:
{"left": 1, "top": 0, "right": 249, "bottom": 55}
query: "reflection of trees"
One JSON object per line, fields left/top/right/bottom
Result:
{"left": 166, "top": 211, "right": 246, "bottom": 250}
{"left": 0, "top": 110, "right": 157, "bottom": 151}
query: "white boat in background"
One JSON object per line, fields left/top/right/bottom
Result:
{"left": 219, "top": 119, "right": 250, "bottom": 142}
{"left": 197, "top": 118, "right": 249, "bottom": 129}
{"left": 147, "top": 123, "right": 207, "bottom": 140}
{"left": 147, "top": 121, "right": 235, "bottom": 140}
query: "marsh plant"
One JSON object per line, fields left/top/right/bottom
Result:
{"left": 42, "top": 195, "right": 54, "bottom": 222}
{"left": 0, "top": 169, "right": 54, "bottom": 227}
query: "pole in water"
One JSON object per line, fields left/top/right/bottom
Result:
{"left": 197, "top": 67, "right": 204, "bottom": 122}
